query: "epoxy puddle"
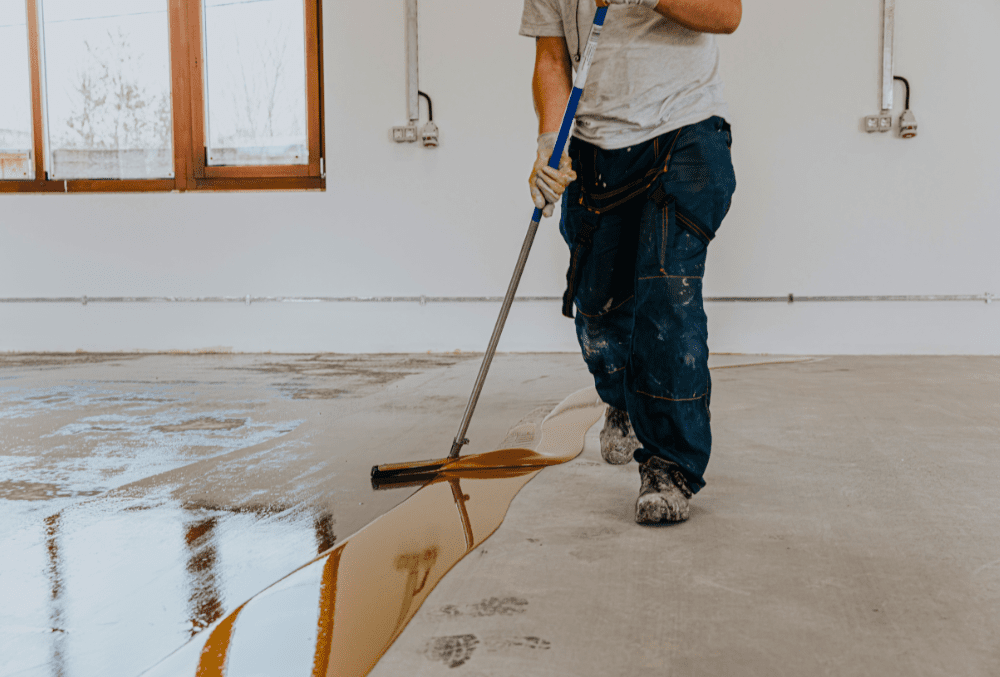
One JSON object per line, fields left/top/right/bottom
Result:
{"left": 143, "top": 387, "right": 606, "bottom": 677}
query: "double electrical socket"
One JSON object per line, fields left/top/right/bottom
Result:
{"left": 390, "top": 122, "right": 439, "bottom": 147}
{"left": 864, "top": 114, "right": 893, "bottom": 133}
{"left": 391, "top": 126, "right": 419, "bottom": 143}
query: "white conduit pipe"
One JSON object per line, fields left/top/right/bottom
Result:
{"left": 406, "top": 0, "right": 419, "bottom": 124}
{"left": 881, "top": 0, "right": 895, "bottom": 112}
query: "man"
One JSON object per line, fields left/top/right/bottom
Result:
{"left": 521, "top": 0, "right": 740, "bottom": 524}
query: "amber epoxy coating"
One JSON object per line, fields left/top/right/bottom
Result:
{"left": 177, "top": 387, "right": 605, "bottom": 677}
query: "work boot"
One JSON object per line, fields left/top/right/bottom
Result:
{"left": 600, "top": 406, "right": 640, "bottom": 465}
{"left": 635, "top": 456, "right": 693, "bottom": 524}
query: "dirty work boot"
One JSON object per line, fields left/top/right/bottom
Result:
{"left": 635, "top": 456, "right": 693, "bottom": 524}
{"left": 600, "top": 406, "right": 640, "bottom": 465}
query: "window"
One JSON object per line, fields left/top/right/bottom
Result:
{"left": 0, "top": 0, "right": 323, "bottom": 192}
{"left": 42, "top": 0, "right": 175, "bottom": 180}
{"left": 203, "top": 0, "right": 307, "bottom": 167}
{"left": 0, "top": 0, "right": 34, "bottom": 179}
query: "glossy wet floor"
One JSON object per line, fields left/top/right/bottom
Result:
{"left": 144, "top": 388, "right": 606, "bottom": 677}
{"left": 0, "top": 352, "right": 798, "bottom": 675}
{"left": 3, "top": 354, "right": 999, "bottom": 677}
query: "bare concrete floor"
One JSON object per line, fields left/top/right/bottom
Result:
{"left": 1, "top": 353, "right": 998, "bottom": 676}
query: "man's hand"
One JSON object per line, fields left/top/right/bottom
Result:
{"left": 597, "top": 0, "right": 741, "bottom": 33}
{"left": 530, "top": 132, "right": 577, "bottom": 218}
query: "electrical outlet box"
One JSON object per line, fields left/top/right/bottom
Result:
{"left": 391, "top": 126, "right": 418, "bottom": 143}
{"left": 878, "top": 114, "right": 893, "bottom": 132}
{"left": 864, "top": 115, "right": 879, "bottom": 132}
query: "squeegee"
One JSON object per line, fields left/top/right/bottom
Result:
{"left": 371, "top": 5, "right": 610, "bottom": 484}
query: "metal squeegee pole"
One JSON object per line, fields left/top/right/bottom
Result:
{"left": 449, "top": 6, "right": 609, "bottom": 460}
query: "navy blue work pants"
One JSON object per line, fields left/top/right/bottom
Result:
{"left": 559, "top": 115, "right": 736, "bottom": 493}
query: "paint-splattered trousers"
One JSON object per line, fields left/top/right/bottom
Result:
{"left": 559, "top": 116, "right": 736, "bottom": 493}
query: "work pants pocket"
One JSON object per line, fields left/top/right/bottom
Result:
{"left": 637, "top": 187, "right": 708, "bottom": 281}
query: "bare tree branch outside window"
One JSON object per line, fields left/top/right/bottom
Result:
{"left": 214, "top": 26, "right": 301, "bottom": 148}
{"left": 61, "top": 28, "right": 171, "bottom": 152}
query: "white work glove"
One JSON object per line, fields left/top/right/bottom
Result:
{"left": 529, "top": 132, "right": 577, "bottom": 218}
{"left": 598, "top": 0, "right": 659, "bottom": 8}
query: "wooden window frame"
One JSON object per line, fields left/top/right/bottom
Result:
{"left": 1, "top": 0, "right": 324, "bottom": 194}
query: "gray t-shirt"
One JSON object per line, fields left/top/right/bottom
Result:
{"left": 520, "top": 0, "right": 728, "bottom": 150}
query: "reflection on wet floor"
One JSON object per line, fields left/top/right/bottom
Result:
{"left": 143, "top": 388, "right": 605, "bottom": 677}
{"left": 5, "top": 498, "right": 342, "bottom": 677}
{"left": 181, "top": 506, "right": 337, "bottom": 638}
{"left": 45, "top": 513, "right": 67, "bottom": 677}
{"left": 0, "top": 361, "right": 317, "bottom": 676}
{"left": 185, "top": 517, "right": 224, "bottom": 637}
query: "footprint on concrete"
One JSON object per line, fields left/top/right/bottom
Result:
{"left": 486, "top": 636, "right": 551, "bottom": 651}
{"left": 426, "top": 634, "right": 479, "bottom": 668}
{"left": 469, "top": 597, "right": 529, "bottom": 617}
{"left": 518, "top": 636, "right": 550, "bottom": 650}
{"left": 572, "top": 526, "right": 618, "bottom": 540}
{"left": 438, "top": 597, "right": 528, "bottom": 618}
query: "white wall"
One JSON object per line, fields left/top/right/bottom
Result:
{"left": 1, "top": 0, "right": 998, "bottom": 354}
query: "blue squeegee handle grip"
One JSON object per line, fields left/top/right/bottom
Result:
{"left": 531, "top": 4, "right": 608, "bottom": 222}
{"left": 548, "top": 87, "right": 585, "bottom": 171}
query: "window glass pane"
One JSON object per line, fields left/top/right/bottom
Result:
{"left": 203, "top": 0, "right": 307, "bottom": 166}
{"left": 41, "top": 0, "right": 173, "bottom": 180}
{"left": 0, "top": 0, "right": 34, "bottom": 180}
